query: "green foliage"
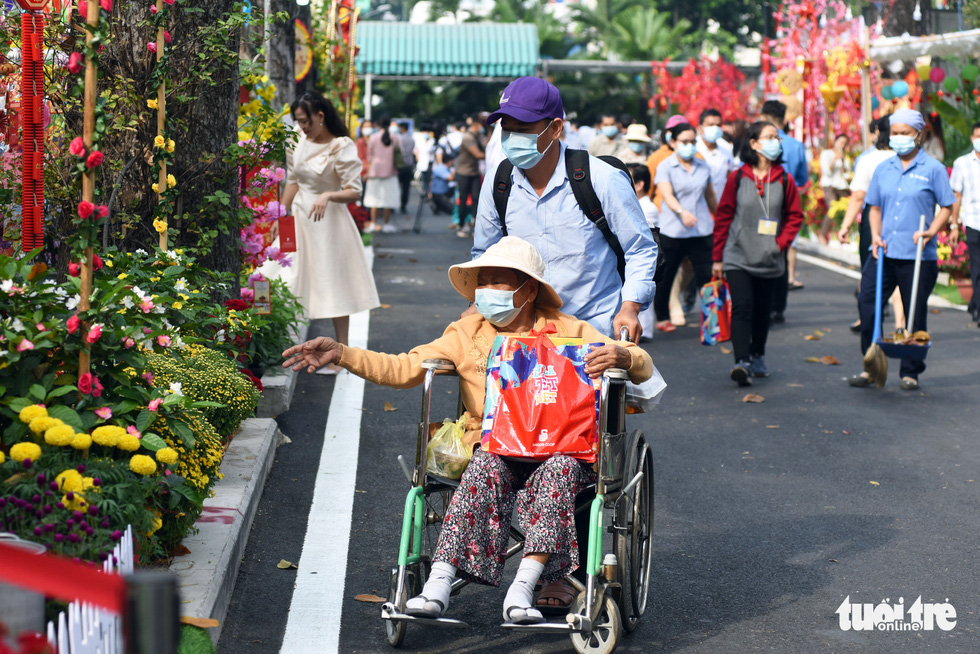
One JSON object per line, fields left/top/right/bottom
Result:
{"left": 179, "top": 626, "right": 217, "bottom": 654}
{"left": 245, "top": 278, "right": 307, "bottom": 370}
{"left": 607, "top": 6, "right": 690, "bottom": 61}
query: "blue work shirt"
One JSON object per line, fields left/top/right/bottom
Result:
{"left": 430, "top": 163, "right": 451, "bottom": 195}
{"left": 654, "top": 153, "right": 714, "bottom": 238}
{"left": 473, "top": 143, "right": 658, "bottom": 336}
{"left": 778, "top": 129, "right": 809, "bottom": 188}
{"left": 865, "top": 149, "right": 956, "bottom": 261}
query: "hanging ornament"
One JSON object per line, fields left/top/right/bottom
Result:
{"left": 17, "top": 2, "right": 46, "bottom": 252}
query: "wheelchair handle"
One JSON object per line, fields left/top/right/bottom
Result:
{"left": 619, "top": 326, "right": 631, "bottom": 343}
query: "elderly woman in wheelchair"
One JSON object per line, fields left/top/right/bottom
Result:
{"left": 283, "top": 236, "right": 653, "bottom": 632}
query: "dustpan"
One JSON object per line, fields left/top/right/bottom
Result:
{"left": 872, "top": 215, "right": 930, "bottom": 361}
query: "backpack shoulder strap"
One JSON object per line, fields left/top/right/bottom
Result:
{"left": 492, "top": 160, "right": 514, "bottom": 237}
{"left": 564, "top": 149, "right": 626, "bottom": 282}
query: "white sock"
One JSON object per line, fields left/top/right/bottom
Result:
{"left": 503, "top": 558, "right": 545, "bottom": 619}
{"left": 407, "top": 561, "right": 456, "bottom": 616}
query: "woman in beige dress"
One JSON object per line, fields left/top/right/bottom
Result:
{"left": 281, "top": 92, "right": 380, "bottom": 374}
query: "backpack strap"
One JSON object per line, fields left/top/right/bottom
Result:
{"left": 492, "top": 160, "right": 514, "bottom": 237}
{"left": 565, "top": 149, "right": 627, "bottom": 282}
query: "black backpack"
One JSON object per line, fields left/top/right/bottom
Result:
{"left": 491, "top": 149, "right": 663, "bottom": 283}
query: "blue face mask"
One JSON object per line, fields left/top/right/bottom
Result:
{"left": 702, "top": 125, "right": 722, "bottom": 143}
{"left": 628, "top": 142, "right": 645, "bottom": 153}
{"left": 890, "top": 135, "right": 917, "bottom": 156}
{"left": 758, "top": 138, "right": 782, "bottom": 161}
{"left": 474, "top": 280, "right": 529, "bottom": 326}
{"left": 676, "top": 143, "right": 696, "bottom": 160}
{"left": 602, "top": 126, "right": 619, "bottom": 139}
{"left": 501, "top": 123, "right": 555, "bottom": 170}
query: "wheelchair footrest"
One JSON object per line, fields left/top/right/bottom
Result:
{"left": 381, "top": 605, "right": 468, "bottom": 629}
{"left": 501, "top": 614, "right": 592, "bottom": 635}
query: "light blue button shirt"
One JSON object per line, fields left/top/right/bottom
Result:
{"left": 865, "top": 149, "right": 956, "bottom": 261}
{"left": 654, "top": 153, "right": 714, "bottom": 239}
{"left": 778, "top": 129, "right": 809, "bottom": 188}
{"left": 473, "top": 143, "right": 658, "bottom": 335}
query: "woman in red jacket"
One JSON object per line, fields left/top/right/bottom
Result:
{"left": 712, "top": 121, "right": 804, "bottom": 386}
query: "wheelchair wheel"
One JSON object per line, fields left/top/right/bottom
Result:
{"left": 569, "top": 591, "right": 621, "bottom": 654}
{"left": 385, "top": 565, "right": 421, "bottom": 647}
{"left": 614, "top": 430, "right": 654, "bottom": 633}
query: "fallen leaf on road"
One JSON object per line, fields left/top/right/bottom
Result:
{"left": 379, "top": 303, "right": 392, "bottom": 309}
{"left": 804, "top": 335, "right": 820, "bottom": 341}
{"left": 930, "top": 309, "right": 941, "bottom": 314}
{"left": 814, "top": 329, "right": 825, "bottom": 337}
{"left": 842, "top": 430, "right": 851, "bottom": 435}
{"left": 828, "top": 559, "right": 838, "bottom": 563}
{"left": 819, "top": 356, "right": 840, "bottom": 365}
{"left": 409, "top": 258, "right": 418, "bottom": 263}
{"left": 787, "top": 383, "right": 804, "bottom": 388}
{"left": 436, "top": 266, "right": 444, "bottom": 271}
{"left": 180, "top": 617, "right": 220, "bottom": 628}
{"left": 742, "top": 394, "right": 765, "bottom": 403}
{"left": 384, "top": 402, "right": 398, "bottom": 412}
{"left": 354, "top": 594, "right": 387, "bottom": 603}
{"left": 720, "top": 346, "right": 733, "bottom": 354}
{"left": 869, "top": 481, "right": 880, "bottom": 486}
{"left": 277, "top": 560, "right": 298, "bottom": 569}
{"left": 766, "top": 425, "right": 779, "bottom": 429}
{"left": 804, "top": 357, "right": 820, "bottom": 363}
{"left": 173, "top": 544, "right": 191, "bottom": 556}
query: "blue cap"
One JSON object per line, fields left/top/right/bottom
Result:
{"left": 890, "top": 108, "right": 925, "bottom": 131}
{"left": 486, "top": 77, "right": 564, "bottom": 126}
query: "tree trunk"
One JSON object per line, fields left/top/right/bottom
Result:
{"left": 268, "top": 0, "right": 295, "bottom": 111}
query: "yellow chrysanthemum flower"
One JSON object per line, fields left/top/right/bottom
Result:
{"left": 0, "top": 451, "right": 4, "bottom": 464}
{"left": 29, "top": 416, "right": 62, "bottom": 435}
{"left": 130, "top": 454, "right": 157, "bottom": 476}
{"left": 56, "top": 469, "right": 84, "bottom": 493}
{"left": 117, "top": 435, "right": 141, "bottom": 452}
{"left": 156, "top": 447, "right": 179, "bottom": 465}
{"left": 92, "top": 425, "right": 126, "bottom": 447}
{"left": 62, "top": 493, "right": 88, "bottom": 511}
{"left": 10, "top": 442, "right": 42, "bottom": 462}
{"left": 71, "top": 433, "right": 92, "bottom": 450}
{"left": 19, "top": 404, "right": 48, "bottom": 424}
{"left": 44, "top": 424, "right": 76, "bottom": 447}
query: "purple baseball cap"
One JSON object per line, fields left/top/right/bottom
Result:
{"left": 486, "top": 77, "right": 564, "bottom": 126}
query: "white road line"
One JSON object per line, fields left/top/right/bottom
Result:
{"left": 280, "top": 248, "right": 374, "bottom": 654}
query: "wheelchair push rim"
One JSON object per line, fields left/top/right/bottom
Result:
{"left": 615, "top": 432, "right": 654, "bottom": 632}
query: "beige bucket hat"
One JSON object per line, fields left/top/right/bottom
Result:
{"left": 449, "top": 236, "right": 563, "bottom": 308}
{"left": 625, "top": 124, "right": 651, "bottom": 143}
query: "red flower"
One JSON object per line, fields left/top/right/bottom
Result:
{"left": 77, "top": 201, "right": 95, "bottom": 219}
{"left": 239, "top": 368, "right": 264, "bottom": 392}
{"left": 68, "top": 262, "right": 80, "bottom": 277}
{"left": 92, "top": 253, "right": 103, "bottom": 270}
{"left": 150, "top": 3, "right": 157, "bottom": 13}
{"left": 100, "top": 0, "right": 113, "bottom": 10}
{"left": 69, "top": 136, "right": 85, "bottom": 156}
{"left": 147, "top": 42, "right": 157, "bottom": 53}
{"left": 164, "top": 30, "right": 171, "bottom": 44}
{"left": 77, "top": 0, "right": 87, "bottom": 18}
{"left": 78, "top": 373, "right": 103, "bottom": 397}
{"left": 97, "top": 205, "right": 109, "bottom": 218}
{"left": 85, "top": 150, "right": 104, "bottom": 168}
{"left": 67, "top": 314, "right": 80, "bottom": 334}
{"left": 163, "top": 0, "right": 173, "bottom": 4}
{"left": 224, "top": 299, "right": 249, "bottom": 311}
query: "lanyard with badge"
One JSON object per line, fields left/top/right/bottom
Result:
{"left": 756, "top": 171, "right": 779, "bottom": 236}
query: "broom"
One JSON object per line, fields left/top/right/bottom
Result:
{"left": 863, "top": 244, "right": 888, "bottom": 387}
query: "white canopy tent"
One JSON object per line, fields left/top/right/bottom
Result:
{"left": 869, "top": 28, "right": 980, "bottom": 62}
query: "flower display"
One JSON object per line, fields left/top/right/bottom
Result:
{"left": 45, "top": 424, "right": 76, "bottom": 447}
{"left": 153, "top": 218, "right": 167, "bottom": 233}
{"left": 19, "top": 405, "right": 47, "bottom": 423}
{"left": 95, "top": 406, "right": 113, "bottom": 419}
{"left": 10, "top": 442, "right": 42, "bottom": 463}
{"left": 77, "top": 201, "right": 95, "bottom": 220}
{"left": 117, "top": 435, "right": 141, "bottom": 451}
{"left": 69, "top": 137, "right": 86, "bottom": 157}
{"left": 77, "top": 372, "right": 104, "bottom": 397}
{"left": 85, "top": 151, "right": 104, "bottom": 168}
{"left": 92, "top": 425, "right": 125, "bottom": 447}
{"left": 156, "top": 447, "right": 178, "bottom": 465}
{"left": 129, "top": 454, "right": 157, "bottom": 476}
{"left": 67, "top": 51, "right": 83, "bottom": 74}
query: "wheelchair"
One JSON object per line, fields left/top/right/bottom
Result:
{"left": 381, "top": 346, "right": 655, "bottom": 653}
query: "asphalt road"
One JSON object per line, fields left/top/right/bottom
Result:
{"left": 219, "top": 201, "right": 980, "bottom": 654}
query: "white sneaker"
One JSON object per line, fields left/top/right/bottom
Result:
{"left": 381, "top": 224, "right": 398, "bottom": 233}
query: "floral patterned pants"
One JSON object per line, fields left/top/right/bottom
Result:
{"left": 433, "top": 448, "right": 595, "bottom": 586}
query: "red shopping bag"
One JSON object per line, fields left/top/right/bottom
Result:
{"left": 484, "top": 329, "right": 599, "bottom": 463}
{"left": 278, "top": 214, "right": 297, "bottom": 252}
{"left": 700, "top": 277, "right": 731, "bottom": 346}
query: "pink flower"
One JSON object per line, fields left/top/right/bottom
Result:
{"left": 164, "top": 30, "right": 171, "bottom": 44}
{"left": 100, "top": 0, "right": 112, "bottom": 10}
{"left": 97, "top": 205, "right": 109, "bottom": 218}
{"left": 35, "top": 323, "right": 46, "bottom": 331}
{"left": 85, "top": 151, "right": 104, "bottom": 168}
{"left": 69, "top": 136, "right": 85, "bottom": 156}
{"left": 77, "top": 0, "right": 88, "bottom": 19}
{"left": 142, "top": 372, "right": 154, "bottom": 384}
{"left": 94, "top": 407, "right": 112, "bottom": 419}
{"left": 67, "top": 314, "right": 80, "bottom": 334}
{"left": 147, "top": 42, "right": 157, "bottom": 53}
{"left": 148, "top": 398, "right": 163, "bottom": 411}
{"left": 86, "top": 323, "right": 102, "bottom": 344}
{"left": 92, "top": 253, "right": 103, "bottom": 270}
{"left": 127, "top": 425, "right": 142, "bottom": 439}
{"left": 164, "top": 469, "right": 171, "bottom": 476}
{"left": 142, "top": 327, "right": 152, "bottom": 334}
{"left": 17, "top": 339, "right": 34, "bottom": 352}
{"left": 77, "top": 201, "right": 95, "bottom": 219}
{"left": 163, "top": 0, "right": 173, "bottom": 4}
{"left": 150, "top": 4, "right": 157, "bottom": 13}
{"left": 240, "top": 288, "right": 254, "bottom": 303}
{"left": 68, "top": 262, "right": 80, "bottom": 277}
{"left": 140, "top": 299, "right": 154, "bottom": 313}
{"left": 157, "top": 335, "right": 171, "bottom": 347}
{"left": 122, "top": 336, "right": 135, "bottom": 348}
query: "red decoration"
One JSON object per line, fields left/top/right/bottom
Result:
{"left": 651, "top": 55, "right": 755, "bottom": 125}
{"left": 19, "top": 10, "right": 45, "bottom": 251}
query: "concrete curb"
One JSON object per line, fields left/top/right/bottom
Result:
{"left": 169, "top": 418, "right": 284, "bottom": 644}
{"left": 256, "top": 322, "right": 309, "bottom": 419}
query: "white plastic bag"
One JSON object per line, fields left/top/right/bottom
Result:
{"left": 626, "top": 364, "right": 667, "bottom": 413}
{"left": 425, "top": 416, "right": 471, "bottom": 479}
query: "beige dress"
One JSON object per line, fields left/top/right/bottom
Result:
{"left": 276, "top": 135, "right": 380, "bottom": 320}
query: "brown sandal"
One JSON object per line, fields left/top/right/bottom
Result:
{"left": 534, "top": 579, "right": 577, "bottom": 614}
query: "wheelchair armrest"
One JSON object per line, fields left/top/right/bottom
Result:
{"left": 602, "top": 368, "right": 630, "bottom": 381}
{"left": 422, "top": 359, "right": 457, "bottom": 373}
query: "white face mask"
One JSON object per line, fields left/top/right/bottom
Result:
{"left": 973, "top": 138, "right": 980, "bottom": 153}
